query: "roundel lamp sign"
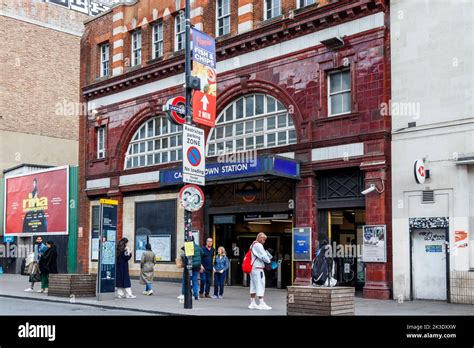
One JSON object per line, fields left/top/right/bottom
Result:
{"left": 164, "top": 96, "right": 186, "bottom": 125}
{"left": 414, "top": 159, "right": 426, "bottom": 184}
{"left": 179, "top": 184, "right": 205, "bottom": 212}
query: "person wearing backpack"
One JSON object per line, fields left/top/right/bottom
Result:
{"left": 247, "top": 233, "right": 272, "bottom": 310}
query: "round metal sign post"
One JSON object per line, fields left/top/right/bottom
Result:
{"left": 179, "top": 184, "right": 205, "bottom": 212}
{"left": 414, "top": 159, "right": 426, "bottom": 184}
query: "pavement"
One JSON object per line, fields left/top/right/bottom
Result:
{"left": 0, "top": 274, "right": 473, "bottom": 316}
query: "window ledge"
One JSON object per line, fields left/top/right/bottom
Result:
{"left": 314, "top": 112, "right": 359, "bottom": 125}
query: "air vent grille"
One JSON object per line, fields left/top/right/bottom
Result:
{"left": 422, "top": 190, "right": 434, "bottom": 203}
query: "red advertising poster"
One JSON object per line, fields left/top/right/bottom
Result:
{"left": 4, "top": 166, "right": 69, "bottom": 236}
{"left": 191, "top": 28, "right": 217, "bottom": 128}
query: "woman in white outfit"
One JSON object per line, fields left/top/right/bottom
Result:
{"left": 248, "top": 233, "right": 272, "bottom": 310}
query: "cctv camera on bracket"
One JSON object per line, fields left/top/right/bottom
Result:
{"left": 361, "top": 184, "right": 376, "bottom": 195}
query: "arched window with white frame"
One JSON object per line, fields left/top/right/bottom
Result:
{"left": 206, "top": 94, "right": 297, "bottom": 156}
{"left": 125, "top": 116, "right": 182, "bottom": 169}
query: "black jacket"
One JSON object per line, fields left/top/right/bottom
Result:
{"left": 39, "top": 246, "right": 58, "bottom": 275}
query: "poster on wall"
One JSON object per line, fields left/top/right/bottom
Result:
{"left": 135, "top": 235, "right": 148, "bottom": 262}
{"left": 293, "top": 227, "right": 312, "bottom": 261}
{"left": 149, "top": 235, "right": 171, "bottom": 262}
{"left": 4, "top": 166, "right": 69, "bottom": 236}
{"left": 362, "top": 225, "right": 387, "bottom": 262}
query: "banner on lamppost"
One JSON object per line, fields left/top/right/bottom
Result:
{"left": 191, "top": 28, "right": 217, "bottom": 128}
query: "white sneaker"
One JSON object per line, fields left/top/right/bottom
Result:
{"left": 143, "top": 291, "right": 149, "bottom": 295}
{"left": 147, "top": 290, "right": 154, "bottom": 295}
{"left": 24, "top": 288, "right": 34, "bottom": 292}
{"left": 36, "top": 289, "right": 44, "bottom": 293}
{"left": 258, "top": 302, "right": 272, "bottom": 310}
{"left": 43, "top": 289, "right": 48, "bottom": 294}
{"left": 125, "top": 293, "right": 136, "bottom": 299}
{"left": 248, "top": 302, "right": 260, "bottom": 310}
{"left": 177, "top": 294, "right": 184, "bottom": 300}
{"left": 116, "top": 293, "right": 124, "bottom": 299}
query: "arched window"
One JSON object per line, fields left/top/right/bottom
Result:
{"left": 125, "top": 116, "right": 182, "bottom": 169}
{"left": 207, "top": 94, "right": 296, "bottom": 156}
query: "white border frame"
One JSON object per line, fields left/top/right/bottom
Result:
{"left": 3, "top": 165, "right": 70, "bottom": 237}
{"left": 292, "top": 227, "right": 312, "bottom": 262}
{"left": 362, "top": 224, "right": 387, "bottom": 263}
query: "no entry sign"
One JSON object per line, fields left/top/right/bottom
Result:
{"left": 183, "top": 124, "right": 205, "bottom": 186}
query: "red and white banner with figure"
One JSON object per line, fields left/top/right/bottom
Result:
{"left": 191, "top": 28, "right": 217, "bottom": 128}
{"left": 4, "top": 166, "right": 69, "bottom": 236}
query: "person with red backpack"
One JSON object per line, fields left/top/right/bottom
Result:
{"left": 244, "top": 233, "right": 272, "bottom": 310}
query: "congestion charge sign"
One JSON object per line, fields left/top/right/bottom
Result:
{"left": 183, "top": 124, "right": 205, "bottom": 186}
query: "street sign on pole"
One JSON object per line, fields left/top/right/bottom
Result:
{"left": 191, "top": 28, "right": 217, "bottom": 128}
{"left": 164, "top": 96, "right": 186, "bottom": 125}
{"left": 179, "top": 184, "right": 205, "bottom": 212}
{"left": 183, "top": 124, "right": 205, "bottom": 186}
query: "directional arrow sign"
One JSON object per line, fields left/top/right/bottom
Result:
{"left": 201, "top": 94, "right": 209, "bottom": 111}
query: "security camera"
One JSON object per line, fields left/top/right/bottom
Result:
{"left": 361, "top": 184, "right": 376, "bottom": 195}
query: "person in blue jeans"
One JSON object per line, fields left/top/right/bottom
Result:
{"left": 212, "top": 246, "right": 229, "bottom": 299}
{"left": 199, "top": 238, "right": 215, "bottom": 298}
{"left": 179, "top": 240, "right": 204, "bottom": 300}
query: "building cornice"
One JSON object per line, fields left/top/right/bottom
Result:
{"left": 82, "top": 0, "right": 386, "bottom": 99}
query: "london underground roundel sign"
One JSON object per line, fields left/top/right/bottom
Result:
{"left": 414, "top": 159, "right": 426, "bottom": 184}
{"left": 164, "top": 96, "right": 186, "bottom": 125}
{"left": 179, "top": 184, "right": 205, "bottom": 212}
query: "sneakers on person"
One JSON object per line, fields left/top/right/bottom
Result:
{"left": 205, "top": 293, "right": 211, "bottom": 298}
{"left": 218, "top": 295, "right": 224, "bottom": 299}
{"left": 43, "top": 289, "right": 48, "bottom": 294}
{"left": 211, "top": 295, "right": 219, "bottom": 299}
{"left": 258, "top": 301, "right": 272, "bottom": 310}
{"left": 36, "top": 289, "right": 44, "bottom": 293}
{"left": 199, "top": 293, "right": 204, "bottom": 298}
{"left": 147, "top": 290, "right": 154, "bottom": 295}
{"left": 24, "top": 288, "right": 34, "bottom": 292}
{"left": 143, "top": 291, "right": 149, "bottom": 295}
{"left": 248, "top": 301, "right": 260, "bottom": 309}
{"left": 125, "top": 293, "right": 136, "bottom": 299}
{"left": 177, "top": 294, "right": 184, "bottom": 300}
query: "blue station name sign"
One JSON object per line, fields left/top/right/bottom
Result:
{"left": 160, "top": 155, "right": 299, "bottom": 186}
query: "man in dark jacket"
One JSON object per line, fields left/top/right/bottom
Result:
{"left": 180, "top": 239, "right": 204, "bottom": 300}
{"left": 38, "top": 241, "right": 58, "bottom": 294}
{"left": 199, "top": 238, "right": 215, "bottom": 298}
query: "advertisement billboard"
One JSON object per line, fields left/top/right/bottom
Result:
{"left": 4, "top": 166, "right": 69, "bottom": 236}
{"left": 191, "top": 28, "right": 217, "bottom": 127}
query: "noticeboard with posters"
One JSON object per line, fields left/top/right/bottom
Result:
{"left": 362, "top": 225, "right": 387, "bottom": 262}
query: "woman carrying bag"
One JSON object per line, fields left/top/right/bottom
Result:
{"left": 140, "top": 243, "right": 156, "bottom": 296}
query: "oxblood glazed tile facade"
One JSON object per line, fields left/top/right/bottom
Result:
{"left": 79, "top": 0, "right": 392, "bottom": 299}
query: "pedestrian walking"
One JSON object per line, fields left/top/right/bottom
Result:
{"left": 140, "top": 243, "right": 156, "bottom": 295}
{"left": 199, "top": 238, "right": 215, "bottom": 298}
{"left": 212, "top": 246, "right": 229, "bottom": 299}
{"left": 178, "top": 238, "right": 204, "bottom": 300}
{"left": 116, "top": 238, "right": 136, "bottom": 299}
{"left": 38, "top": 241, "right": 58, "bottom": 294}
{"left": 24, "top": 236, "right": 47, "bottom": 292}
{"left": 248, "top": 233, "right": 272, "bottom": 310}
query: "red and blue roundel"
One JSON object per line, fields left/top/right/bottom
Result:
{"left": 164, "top": 96, "right": 186, "bottom": 125}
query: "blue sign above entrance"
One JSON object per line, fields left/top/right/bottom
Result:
{"left": 160, "top": 155, "right": 299, "bottom": 186}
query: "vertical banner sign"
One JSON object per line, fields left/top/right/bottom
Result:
{"left": 97, "top": 198, "right": 118, "bottom": 300}
{"left": 191, "top": 28, "right": 217, "bottom": 127}
{"left": 362, "top": 225, "right": 387, "bottom": 262}
{"left": 183, "top": 124, "right": 205, "bottom": 186}
{"left": 293, "top": 227, "right": 312, "bottom": 261}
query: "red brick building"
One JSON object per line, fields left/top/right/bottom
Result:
{"left": 79, "top": 0, "right": 392, "bottom": 299}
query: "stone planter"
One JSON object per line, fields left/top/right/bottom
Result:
{"left": 48, "top": 274, "right": 96, "bottom": 298}
{"left": 287, "top": 286, "right": 355, "bottom": 316}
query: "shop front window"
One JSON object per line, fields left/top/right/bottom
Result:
{"left": 206, "top": 94, "right": 296, "bottom": 156}
{"left": 125, "top": 116, "right": 182, "bottom": 169}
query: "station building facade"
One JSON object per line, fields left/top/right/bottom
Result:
{"left": 78, "top": 0, "right": 392, "bottom": 298}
